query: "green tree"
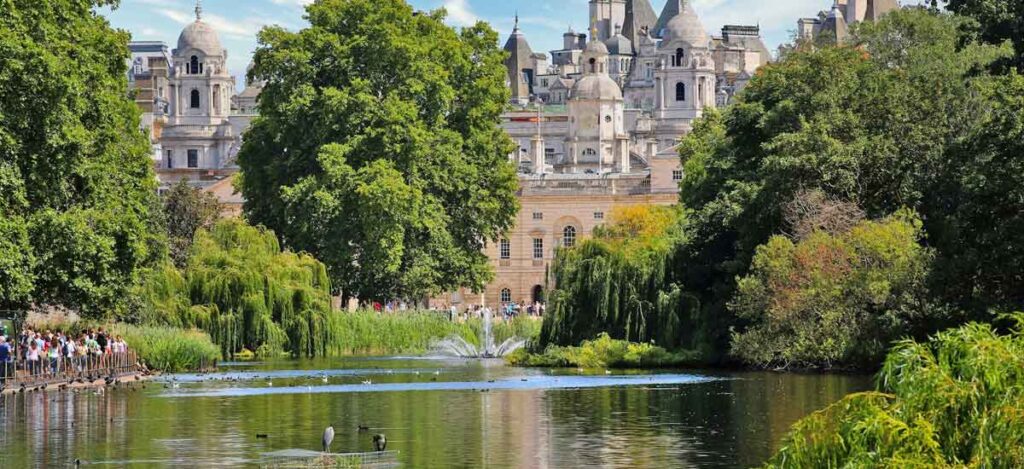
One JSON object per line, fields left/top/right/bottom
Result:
{"left": 0, "top": 0, "right": 164, "bottom": 317}
{"left": 161, "top": 180, "right": 223, "bottom": 268}
{"left": 731, "top": 211, "right": 933, "bottom": 370}
{"left": 945, "top": 0, "right": 1024, "bottom": 71}
{"left": 541, "top": 205, "right": 695, "bottom": 351}
{"left": 674, "top": 9, "right": 1009, "bottom": 354}
{"left": 237, "top": 0, "right": 518, "bottom": 302}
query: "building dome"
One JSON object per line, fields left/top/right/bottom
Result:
{"left": 177, "top": 20, "right": 223, "bottom": 56}
{"left": 584, "top": 38, "right": 609, "bottom": 56}
{"left": 603, "top": 34, "right": 634, "bottom": 56}
{"left": 661, "top": 3, "right": 709, "bottom": 47}
{"left": 571, "top": 74, "right": 623, "bottom": 100}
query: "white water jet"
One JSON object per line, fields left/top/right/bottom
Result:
{"left": 433, "top": 309, "right": 526, "bottom": 358}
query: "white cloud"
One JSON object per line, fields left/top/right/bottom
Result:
{"left": 443, "top": 0, "right": 478, "bottom": 27}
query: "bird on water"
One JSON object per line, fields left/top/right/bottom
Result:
{"left": 322, "top": 425, "right": 335, "bottom": 453}
{"left": 373, "top": 434, "right": 387, "bottom": 452}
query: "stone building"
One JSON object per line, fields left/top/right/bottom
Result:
{"left": 797, "top": 0, "right": 900, "bottom": 44}
{"left": 440, "top": 0, "right": 772, "bottom": 310}
{"left": 127, "top": 4, "right": 260, "bottom": 215}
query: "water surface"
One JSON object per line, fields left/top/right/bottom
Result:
{"left": 0, "top": 357, "right": 870, "bottom": 468}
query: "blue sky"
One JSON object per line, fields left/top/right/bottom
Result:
{"left": 101, "top": 0, "right": 882, "bottom": 85}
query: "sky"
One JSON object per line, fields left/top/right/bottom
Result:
{"left": 100, "top": 0, "right": 879, "bottom": 86}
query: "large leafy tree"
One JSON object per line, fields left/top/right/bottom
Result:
{"left": 238, "top": 0, "right": 518, "bottom": 302}
{"left": 161, "top": 180, "right": 223, "bottom": 268}
{"left": 0, "top": 0, "right": 164, "bottom": 317}
{"left": 944, "top": 0, "right": 1024, "bottom": 71}
{"left": 674, "top": 9, "right": 1009, "bottom": 353}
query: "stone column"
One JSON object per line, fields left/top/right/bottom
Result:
{"left": 531, "top": 135, "right": 545, "bottom": 174}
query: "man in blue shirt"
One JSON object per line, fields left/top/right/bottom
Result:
{"left": 0, "top": 338, "right": 12, "bottom": 381}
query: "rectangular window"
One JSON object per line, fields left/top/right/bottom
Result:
{"left": 594, "top": 212, "right": 604, "bottom": 220}
{"left": 166, "top": 150, "right": 173, "bottom": 169}
{"left": 532, "top": 212, "right": 543, "bottom": 221}
{"left": 499, "top": 239, "right": 510, "bottom": 260}
{"left": 672, "top": 170, "right": 683, "bottom": 181}
{"left": 533, "top": 238, "right": 544, "bottom": 259}
{"left": 187, "top": 149, "right": 199, "bottom": 168}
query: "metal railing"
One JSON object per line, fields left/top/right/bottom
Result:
{"left": 0, "top": 350, "right": 142, "bottom": 391}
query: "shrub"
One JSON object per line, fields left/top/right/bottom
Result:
{"left": 764, "top": 319, "right": 1024, "bottom": 467}
{"left": 507, "top": 333, "right": 703, "bottom": 369}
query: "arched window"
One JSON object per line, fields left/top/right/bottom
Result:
{"left": 582, "top": 148, "right": 597, "bottom": 158}
{"left": 589, "top": 57, "right": 596, "bottom": 73}
{"left": 562, "top": 226, "right": 577, "bottom": 248}
{"left": 189, "top": 56, "right": 199, "bottom": 74}
{"left": 500, "top": 288, "right": 512, "bottom": 303}
{"left": 675, "top": 48, "right": 684, "bottom": 67}
{"left": 676, "top": 82, "right": 686, "bottom": 102}
{"left": 190, "top": 89, "right": 200, "bottom": 108}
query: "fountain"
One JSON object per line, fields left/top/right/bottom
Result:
{"left": 434, "top": 308, "right": 526, "bottom": 358}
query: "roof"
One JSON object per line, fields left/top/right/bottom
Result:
{"left": 176, "top": 20, "right": 223, "bottom": 56}
{"left": 604, "top": 34, "right": 634, "bottom": 56}
{"left": 572, "top": 75, "right": 623, "bottom": 101}
{"left": 820, "top": 4, "right": 849, "bottom": 44}
{"left": 622, "top": 0, "right": 658, "bottom": 46}
{"left": 660, "top": 1, "right": 709, "bottom": 48}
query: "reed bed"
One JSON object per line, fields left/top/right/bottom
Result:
{"left": 325, "top": 311, "right": 477, "bottom": 356}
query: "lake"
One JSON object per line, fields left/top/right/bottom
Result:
{"left": 0, "top": 357, "right": 870, "bottom": 468}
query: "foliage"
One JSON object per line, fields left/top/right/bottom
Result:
{"left": 0, "top": 0, "right": 165, "bottom": 316}
{"left": 324, "top": 311, "right": 539, "bottom": 356}
{"left": 731, "top": 212, "right": 934, "bottom": 370}
{"left": 540, "top": 205, "right": 698, "bottom": 351}
{"left": 675, "top": 9, "right": 1012, "bottom": 359}
{"left": 237, "top": 0, "right": 519, "bottom": 302}
{"left": 764, "top": 319, "right": 1024, "bottom": 467}
{"left": 507, "top": 333, "right": 703, "bottom": 369}
{"left": 142, "top": 219, "right": 333, "bottom": 358}
{"left": 325, "top": 310, "right": 475, "bottom": 356}
{"left": 161, "top": 180, "right": 223, "bottom": 268}
{"left": 109, "top": 324, "right": 221, "bottom": 373}
{"left": 944, "top": 0, "right": 1024, "bottom": 72}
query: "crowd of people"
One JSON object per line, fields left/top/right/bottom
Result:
{"left": 0, "top": 326, "right": 131, "bottom": 383}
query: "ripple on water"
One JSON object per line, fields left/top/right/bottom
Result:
{"left": 159, "top": 373, "right": 722, "bottom": 398}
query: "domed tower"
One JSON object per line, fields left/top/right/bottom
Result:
{"left": 565, "top": 30, "right": 631, "bottom": 174}
{"left": 159, "top": 2, "right": 237, "bottom": 174}
{"left": 653, "top": 1, "right": 715, "bottom": 127}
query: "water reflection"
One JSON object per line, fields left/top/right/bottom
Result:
{"left": 0, "top": 359, "right": 869, "bottom": 468}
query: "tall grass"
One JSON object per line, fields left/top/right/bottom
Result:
{"left": 764, "top": 319, "right": 1024, "bottom": 467}
{"left": 109, "top": 324, "right": 221, "bottom": 372}
{"left": 324, "top": 311, "right": 543, "bottom": 356}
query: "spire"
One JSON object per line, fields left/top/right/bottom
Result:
{"left": 513, "top": 11, "right": 519, "bottom": 32}
{"left": 622, "top": 0, "right": 658, "bottom": 46}
{"left": 194, "top": 0, "right": 202, "bottom": 21}
{"left": 653, "top": 0, "right": 685, "bottom": 38}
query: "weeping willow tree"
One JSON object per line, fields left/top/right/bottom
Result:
{"left": 540, "top": 205, "right": 695, "bottom": 350}
{"left": 143, "top": 219, "right": 332, "bottom": 357}
{"left": 765, "top": 317, "right": 1024, "bottom": 467}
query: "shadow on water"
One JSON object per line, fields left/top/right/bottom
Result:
{"left": 0, "top": 357, "right": 870, "bottom": 468}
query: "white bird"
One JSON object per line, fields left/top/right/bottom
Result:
{"left": 321, "top": 376, "right": 329, "bottom": 383}
{"left": 605, "top": 370, "right": 612, "bottom": 375}
{"left": 322, "top": 425, "right": 335, "bottom": 453}
{"left": 361, "top": 379, "right": 372, "bottom": 385}
{"left": 433, "top": 370, "right": 441, "bottom": 376}
{"left": 267, "top": 380, "right": 273, "bottom": 387}
{"left": 171, "top": 382, "right": 180, "bottom": 389}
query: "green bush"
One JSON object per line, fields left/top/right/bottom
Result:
{"left": 507, "top": 333, "right": 703, "bottom": 369}
{"left": 730, "top": 212, "right": 934, "bottom": 370}
{"left": 764, "top": 319, "right": 1024, "bottom": 467}
{"left": 325, "top": 310, "right": 477, "bottom": 356}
